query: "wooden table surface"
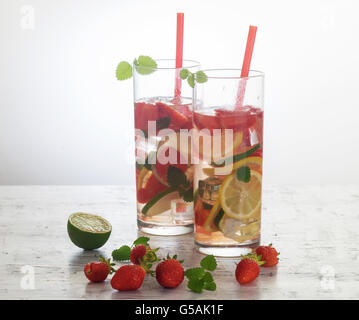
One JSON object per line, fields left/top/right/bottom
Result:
{"left": 1, "top": 185, "right": 359, "bottom": 300}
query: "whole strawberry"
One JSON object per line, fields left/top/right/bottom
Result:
{"left": 235, "top": 255, "right": 263, "bottom": 285}
{"left": 84, "top": 256, "right": 115, "bottom": 283}
{"left": 111, "top": 265, "right": 146, "bottom": 291}
{"left": 130, "top": 244, "right": 147, "bottom": 265}
{"left": 256, "top": 244, "right": 279, "bottom": 267}
{"left": 156, "top": 258, "right": 184, "bottom": 288}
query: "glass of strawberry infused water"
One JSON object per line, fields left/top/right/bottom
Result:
{"left": 192, "top": 69, "right": 264, "bottom": 256}
{"left": 134, "top": 59, "right": 200, "bottom": 235}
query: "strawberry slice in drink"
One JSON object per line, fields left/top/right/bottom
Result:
{"left": 215, "top": 108, "right": 256, "bottom": 131}
{"left": 153, "top": 147, "right": 188, "bottom": 186}
{"left": 156, "top": 102, "right": 191, "bottom": 131}
{"left": 194, "top": 198, "right": 210, "bottom": 227}
{"left": 137, "top": 173, "right": 167, "bottom": 204}
{"left": 134, "top": 103, "right": 159, "bottom": 132}
{"left": 193, "top": 112, "right": 220, "bottom": 131}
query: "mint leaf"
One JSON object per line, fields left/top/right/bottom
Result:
{"left": 203, "top": 281, "right": 216, "bottom": 291}
{"left": 167, "top": 166, "right": 187, "bottom": 187}
{"left": 183, "top": 187, "right": 194, "bottom": 202}
{"left": 156, "top": 117, "right": 171, "bottom": 130}
{"left": 236, "top": 166, "right": 251, "bottom": 183}
{"left": 187, "top": 73, "right": 195, "bottom": 88}
{"left": 202, "top": 271, "right": 214, "bottom": 283}
{"left": 196, "top": 71, "right": 208, "bottom": 83}
{"left": 180, "top": 69, "right": 190, "bottom": 79}
{"left": 200, "top": 255, "right": 217, "bottom": 271}
{"left": 112, "top": 245, "right": 131, "bottom": 261}
{"left": 116, "top": 61, "right": 133, "bottom": 80}
{"left": 185, "top": 267, "right": 205, "bottom": 279}
{"left": 134, "top": 56, "right": 157, "bottom": 75}
{"left": 202, "top": 202, "right": 213, "bottom": 210}
{"left": 133, "top": 236, "right": 150, "bottom": 246}
{"left": 136, "top": 162, "right": 144, "bottom": 171}
{"left": 187, "top": 278, "right": 204, "bottom": 293}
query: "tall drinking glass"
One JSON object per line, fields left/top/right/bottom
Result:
{"left": 192, "top": 69, "right": 264, "bottom": 256}
{"left": 134, "top": 59, "right": 200, "bottom": 235}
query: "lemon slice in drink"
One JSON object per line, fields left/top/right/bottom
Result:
{"left": 219, "top": 170, "right": 262, "bottom": 220}
{"left": 67, "top": 212, "right": 112, "bottom": 250}
{"left": 203, "top": 200, "right": 222, "bottom": 232}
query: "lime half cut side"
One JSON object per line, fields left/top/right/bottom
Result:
{"left": 67, "top": 212, "right": 112, "bottom": 250}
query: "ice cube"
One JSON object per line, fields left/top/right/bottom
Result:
{"left": 221, "top": 218, "right": 260, "bottom": 243}
{"left": 198, "top": 177, "right": 222, "bottom": 205}
{"left": 171, "top": 199, "right": 193, "bottom": 225}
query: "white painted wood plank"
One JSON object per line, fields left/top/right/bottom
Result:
{"left": 0, "top": 185, "right": 359, "bottom": 299}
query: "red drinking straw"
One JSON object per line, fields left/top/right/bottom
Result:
{"left": 174, "top": 12, "right": 184, "bottom": 98}
{"left": 236, "top": 25, "right": 257, "bottom": 108}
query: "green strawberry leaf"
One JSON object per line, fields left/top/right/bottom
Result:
{"left": 134, "top": 56, "right": 157, "bottom": 75}
{"left": 116, "top": 61, "right": 133, "bottom": 80}
{"left": 200, "top": 255, "right": 217, "bottom": 271}
{"left": 236, "top": 166, "right": 251, "bottom": 183}
{"left": 112, "top": 245, "right": 131, "bottom": 261}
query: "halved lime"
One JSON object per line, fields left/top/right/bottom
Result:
{"left": 67, "top": 212, "right": 112, "bottom": 250}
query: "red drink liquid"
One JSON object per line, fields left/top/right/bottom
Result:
{"left": 193, "top": 106, "right": 263, "bottom": 247}
{"left": 135, "top": 98, "right": 194, "bottom": 231}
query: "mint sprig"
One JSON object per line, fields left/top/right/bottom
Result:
{"left": 236, "top": 166, "right": 251, "bottom": 183}
{"left": 116, "top": 55, "right": 157, "bottom": 80}
{"left": 180, "top": 69, "right": 208, "bottom": 88}
{"left": 185, "top": 255, "right": 217, "bottom": 293}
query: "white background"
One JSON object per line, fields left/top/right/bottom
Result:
{"left": 0, "top": 0, "right": 358, "bottom": 185}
